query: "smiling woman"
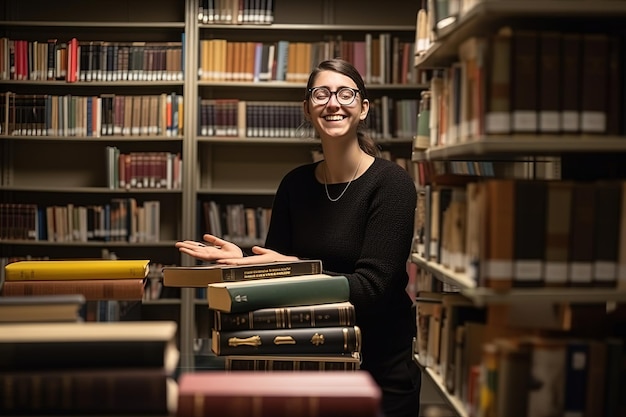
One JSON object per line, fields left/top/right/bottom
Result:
{"left": 177, "top": 59, "right": 421, "bottom": 417}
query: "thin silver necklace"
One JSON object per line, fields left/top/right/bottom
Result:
{"left": 323, "top": 154, "right": 363, "bottom": 202}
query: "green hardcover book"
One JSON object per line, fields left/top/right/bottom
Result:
{"left": 162, "top": 259, "right": 323, "bottom": 287}
{"left": 211, "top": 325, "right": 361, "bottom": 356}
{"left": 213, "top": 301, "right": 355, "bottom": 331}
{"left": 207, "top": 274, "right": 349, "bottom": 313}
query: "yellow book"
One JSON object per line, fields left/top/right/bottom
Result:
{"left": 4, "top": 259, "right": 150, "bottom": 281}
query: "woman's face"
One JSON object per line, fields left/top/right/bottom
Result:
{"left": 304, "top": 70, "right": 369, "bottom": 141}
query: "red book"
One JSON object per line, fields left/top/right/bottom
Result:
{"left": 66, "top": 37, "right": 79, "bottom": 83}
{"left": 1, "top": 278, "right": 145, "bottom": 300}
{"left": 177, "top": 371, "right": 382, "bottom": 417}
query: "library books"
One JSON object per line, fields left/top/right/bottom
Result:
{"left": 0, "top": 278, "right": 145, "bottom": 300}
{"left": 207, "top": 274, "right": 349, "bottom": 313}
{"left": 163, "top": 259, "right": 323, "bottom": 288}
{"left": 0, "top": 320, "right": 179, "bottom": 415}
{"left": 176, "top": 371, "right": 382, "bottom": 417}
{"left": 0, "top": 368, "right": 178, "bottom": 415}
{"left": 225, "top": 353, "right": 362, "bottom": 371}
{"left": 0, "top": 320, "right": 179, "bottom": 371}
{"left": 0, "top": 294, "right": 85, "bottom": 322}
{"left": 213, "top": 301, "right": 356, "bottom": 331}
{"left": 4, "top": 259, "right": 150, "bottom": 281}
{"left": 211, "top": 325, "right": 362, "bottom": 356}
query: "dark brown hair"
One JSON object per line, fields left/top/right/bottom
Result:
{"left": 305, "top": 59, "right": 379, "bottom": 157}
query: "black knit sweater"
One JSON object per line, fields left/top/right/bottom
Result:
{"left": 264, "top": 157, "right": 417, "bottom": 370}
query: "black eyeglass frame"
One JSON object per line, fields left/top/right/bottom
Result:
{"left": 307, "top": 87, "right": 361, "bottom": 106}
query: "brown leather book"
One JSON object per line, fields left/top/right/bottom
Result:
{"left": 560, "top": 33, "right": 582, "bottom": 133}
{"left": 568, "top": 182, "right": 596, "bottom": 286}
{"left": 511, "top": 30, "right": 539, "bottom": 134}
{"left": 580, "top": 34, "right": 610, "bottom": 134}
{"left": 482, "top": 179, "right": 515, "bottom": 290}
{"left": 544, "top": 181, "right": 573, "bottom": 287}
{"left": 592, "top": 181, "right": 621, "bottom": 287}
{"left": 513, "top": 180, "right": 547, "bottom": 287}
{"left": 538, "top": 31, "right": 561, "bottom": 133}
{"left": 1, "top": 278, "right": 145, "bottom": 300}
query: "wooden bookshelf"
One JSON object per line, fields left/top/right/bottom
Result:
{"left": 410, "top": 1, "right": 626, "bottom": 415}
{"left": 1, "top": 0, "right": 426, "bottom": 371}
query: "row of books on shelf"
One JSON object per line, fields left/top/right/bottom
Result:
{"left": 415, "top": 179, "right": 626, "bottom": 290}
{"left": 0, "top": 320, "right": 179, "bottom": 415}
{"left": 105, "top": 147, "right": 183, "bottom": 190}
{"left": 0, "top": 92, "right": 184, "bottom": 137}
{"left": 198, "top": 96, "right": 419, "bottom": 139}
{"left": 412, "top": 159, "right": 496, "bottom": 187}
{"left": 198, "top": 0, "right": 275, "bottom": 25}
{"left": 1, "top": 37, "right": 184, "bottom": 82}
{"left": 0, "top": 199, "right": 161, "bottom": 243}
{"left": 414, "top": 291, "right": 626, "bottom": 417}
{"left": 198, "top": 36, "right": 419, "bottom": 85}
{"left": 420, "top": 29, "right": 623, "bottom": 147}
{"left": 201, "top": 200, "right": 272, "bottom": 247}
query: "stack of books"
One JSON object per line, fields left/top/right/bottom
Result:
{"left": 207, "top": 273, "right": 362, "bottom": 371}
{"left": 0, "top": 320, "right": 179, "bottom": 415}
{"left": 162, "top": 259, "right": 362, "bottom": 371}
{"left": 1, "top": 259, "right": 149, "bottom": 321}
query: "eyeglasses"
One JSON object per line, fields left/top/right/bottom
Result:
{"left": 308, "top": 87, "right": 361, "bottom": 106}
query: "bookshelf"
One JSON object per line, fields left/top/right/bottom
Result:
{"left": 1, "top": 0, "right": 425, "bottom": 370}
{"left": 410, "top": 1, "right": 626, "bottom": 416}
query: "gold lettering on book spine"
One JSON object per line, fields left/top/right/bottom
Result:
{"left": 310, "top": 333, "right": 325, "bottom": 346}
{"left": 228, "top": 335, "right": 261, "bottom": 347}
{"left": 273, "top": 336, "right": 296, "bottom": 345}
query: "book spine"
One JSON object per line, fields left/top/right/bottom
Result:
{"left": 0, "top": 279, "right": 144, "bottom": 301}
{"left": 222, "top": 259, "right": 322, "bottom": 281}
{"left": 209, "top": 275, "right": 350, "bottom": 313}
{"left": 4, "top": 260, "right": 149, "bottom": 281}
{"left": 211, "top": 325, "right": 361, "bottom": 356}
{"left": 0, "top": 369, "right": 170, "bottom": 414}
{"left": 214, "top": 302, "right": 355, "bottom": 331}
{"left": 225, "top": 355, "right": 360, "bottom": 371}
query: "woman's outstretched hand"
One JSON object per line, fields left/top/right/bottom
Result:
{"left": 215, "top": 245, "right": 299, "bottom": 265}
{"left": 175, "top": 234, "right": 243, "bottom": 262}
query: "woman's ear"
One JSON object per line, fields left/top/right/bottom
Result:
{"left": 359, "top": 99, "right": 370, "bottom": 121}
{"left": 303, "top": 100, "right": 311, "bottom": 120}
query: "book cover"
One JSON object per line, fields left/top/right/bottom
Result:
{"left": 526, "top": 337, "right": 567, "bottom": 417}
{"left": 225, "top": 353, "right": 361, "bottom": 371}
{"left": 0, "top": 294, "right": 85, "bottom": 323}
{"left": 511, "top": 30, "right": 538, "bottom": 133}
{"left": 482, "top": 179, "right": 515, "bottom": 290}
{"left": 211, "top": 325, "right": 361, "bottom": 356}
{"left": 162, "top": 259, "right": 322, "bottom": 287}
{"left": 494, "top": 338, "right": 531, "bottom": 417}
{"left": 513, "top": 180, "right": 546, "bottom": 287}
{"left": 0, "top": 278, "right": 145, "bottom": 300}
{"left": 592, "top": 181, "right": 621, "bottom": 287}
{"left": 0, "top": 368, "right": 177, "bottom": 415}
{"left": 214, "top": 301, "right": 355, "bottom": 331}
{"left": 544, "top": 181, "right": 573, "bottom": 286}
{"left": 4, "top": 259, "right": 150, "bottom": 281}
{"left": 176, "top": 371, "right": 381, "bottom": 417}
{"left": 568, "top": 183, "right": 596, "bottom": 286}
{"left": 560, "top": 33, "right": 582, "bottom": 133}
{"left": 564, "top": 340, "right": 589, "bottom": 417}
{"left": 0, "top": 321, "right": 178, "bottom": 371}
{"left": 207, "top": 274, "right": 349, "bottom": 313}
